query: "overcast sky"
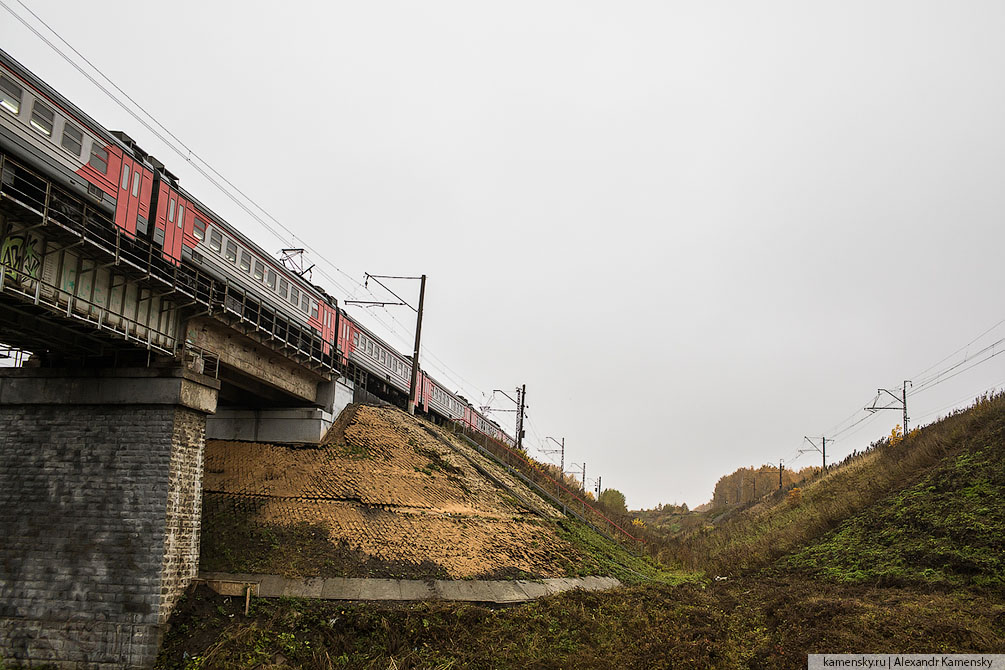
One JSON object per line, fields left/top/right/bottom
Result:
{"left": 4, "top": 0, "right": 1005, "bottom": 508}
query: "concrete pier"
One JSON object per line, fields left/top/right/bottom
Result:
{"left": 0, "top": 367, "right": 219, "bottom": 669}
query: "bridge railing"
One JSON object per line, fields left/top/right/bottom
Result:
{"left": 213, "top": 282, "right": 336, "bottom": 374}
{"left": 2, "top": 151, "right": 338, "bottom": 375}
{"left": 0, "top": 152, "right": 215, "bottom": 305}
{"left": 0, "top": 253, "right": 179, "bottom": 355}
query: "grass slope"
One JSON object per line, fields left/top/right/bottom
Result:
{"left": 156, "top": 579, "right": 1005, "bottom": 670}
{"left": 661, "top": 394, "right": 1005, "bottom": 576}
{"left": 782, "top": 408, "right": 1005, "bottom": 590}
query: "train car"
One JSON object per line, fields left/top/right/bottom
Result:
{"left": 340, "top": 311, "right": 413, "bottom": 395}
{"left": 167, "top": 178, "right": 336, "bottom": 344}
{"left": 3, "top": 46, "right": 515, "bottom": 445}
{"left": 1, "top": 48, "right": 335, "bottom": 352}
{"left": 1, "top": 50, "right": 152, "bottom": 237}
{"left": 340, "top": 308, "right": 514, "bottom": 443}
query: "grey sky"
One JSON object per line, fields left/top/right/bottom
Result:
{"left": 4, "top": 0, "right": 1005, "bottom": 507}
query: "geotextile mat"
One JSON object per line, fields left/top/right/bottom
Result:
{"left": 201, "top": 405, "right": 581, "bottom": 579}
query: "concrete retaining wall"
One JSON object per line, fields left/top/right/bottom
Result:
{"left": 199, "top": 571, "right": 622, "bottom": 604}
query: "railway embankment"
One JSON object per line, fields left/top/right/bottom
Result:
{"left": 155, "top": 395, "right": 1005, "bottom": 669}
{"left": 199, "top": 403, "right": 656, "bottom": 583}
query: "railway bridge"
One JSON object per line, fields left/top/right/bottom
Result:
{"left": 0, "top": 150, "right": 358, "bottom": 667}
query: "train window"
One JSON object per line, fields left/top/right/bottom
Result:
{"left": 279, "top": 278, "right": 289, "bottom": 300}
{"left": 121, "top": 164, "right": 130, "bottom": 190}
{"left": 225, "top": 241, "right": 237, "bottom": 262}
{"left": 240, "top": 251, "right": 251, "bottom": 273}
{"left": 209, "top": 229, "right": 222, "bottom": 252}
{"left": 133, "top": 171, "right": 141, "bottom": 198}
{"left": 253, "top": 260, "right": 265, "bottom": 281}
{"left": 177, "top": 203, "right": 185, "bottom": 228}
{"left": 168, "top": 198, "right": 176, "bottom": 223}
{"left": 311, "top": 301, "right": 320, "bottom": 320}
{"left": 0, "top": 75, "right": 22, "bottom": 115}
{"left": 300, "top": 294, "right": 309, "bottom": 313}
{"left": 30, "top": 100, "right": 54, "bottom": 137}
{"left": 352, "top": 333, "right": 359, "bottom": 347}
{"left": 289, "top": 286, "right": 300, "bottom": 306}
{"left": 193, "top": 218, "right": 207, "bottom": 241}
{"left": 89, "top": 144, "right": 108, "bottom": 174}
{"left": 266, "top": 269, "right": 276, "bottom": 290}
{"left": 61, "top": 123, "right": 83, "bottom": 156}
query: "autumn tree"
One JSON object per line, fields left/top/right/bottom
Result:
{"left": 597, "top": 488, "right": 628, "bottom": 515}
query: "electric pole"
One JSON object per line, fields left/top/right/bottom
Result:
{"left": 595, "top": 475, "right": 601, "bottom": 496}
{"left": 544, "top": 436, "right": 565, "bottom": 472}
{"left": 345, "top": 273, "right": 426, "bottom": 416}
{"left": 407, "top": 275, "right": 426, "bottom": 415}
{"left": 779, "top": 460, "right": 783, "bottom": 490}
{"left": 866, "top": 380, "right": 911, "bottom": 437}
{"left": 567, "top": 462, "right": 587, "bottom": 491}
{"left": 903, "top": 381, "right": 910, "bottom": 434}
{"left": 515, "top": 384, "right": 526, "bottom": 450}
{"left": 802, "top": 436, "right": 828, "bottom": 471}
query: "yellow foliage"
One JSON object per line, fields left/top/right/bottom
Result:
{"left": 786, "top": 487, "right": 802, "bottom": 505}
{"left": 889, "top": 424, "right": 903, "bottom": 446}
{"left": 631, "top": 518, "right": 646, "bottom": 528}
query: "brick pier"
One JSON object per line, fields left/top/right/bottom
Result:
{"left": 0, "top": 368, "right": 219, "bottom": 668}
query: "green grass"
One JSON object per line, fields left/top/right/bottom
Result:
{"left": 782, "top": 419, "right": 1005, "bottom": 590}
{"left": 552, "top": 517, "right": 693, "bottom": 585}
{"left": 156, "top": 577, "right": 1005, "bottom": 670}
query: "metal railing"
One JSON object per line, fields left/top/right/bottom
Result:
{"left": 1, "top": 151, "right": 338, "bottom": 376}
{"left": 0, "top": 257, "right": 178, "bottom": 356}
{"left": 449, "top": 421, "right": 644, "bottom": 546}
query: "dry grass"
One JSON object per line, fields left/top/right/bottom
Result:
{"left": 659, "top": 393, "right": 1005, "bottom": 575}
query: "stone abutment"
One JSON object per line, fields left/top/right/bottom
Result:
{"left": 0, "top": 367, "right": 219, "bottom": 668}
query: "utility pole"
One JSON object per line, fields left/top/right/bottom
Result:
{"left": 802, "top": 436, "right": 828, "bottom": 471}
{"left": 903, "top": 381, "right": 910, "bottom": 434}
{"left": 407, "top": 275, "right": 426, "bottom": 415}
{"left": 595, "top": 475, "right": 601, "bottom": 496}
{"left": 487, "top": 388, "right": 525, "bottom": 444}
{"left": 544, "top": 436, "right": 565, "bottom": 472}
{"left": 779, "top": 460, "right": 783, "bottom": 490}
{"left": 567, "top": 462, "right": 587, "bottom": 490}
{"left": 866, "top": 380, "right": 911, "bottom": 437}
{"left": 515, "top": 384, "right": 526, "bottom": 450}
{"left": 345, "top": 273, "right": 426, "bottom": 416}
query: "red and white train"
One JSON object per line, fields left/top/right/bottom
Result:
{"left": 0, "top": 47, "right": 513, "bottom": 446}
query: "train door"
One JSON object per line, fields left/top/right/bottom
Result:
{"left": 113, "top": 154, "right": 152, "bottom": 237}
{"left": 152, "top": 182, "right": 186, "bottom": 265}
{"left": 317, "top": 303, "right": 337, "bottom": 356}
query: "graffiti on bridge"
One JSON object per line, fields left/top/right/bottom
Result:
{"left": 1, "top": 231, "right": 43, "bottom": 285}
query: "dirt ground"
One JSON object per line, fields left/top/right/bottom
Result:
{"left": 202, "top": 404, "right": 579, "bottom": 579}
